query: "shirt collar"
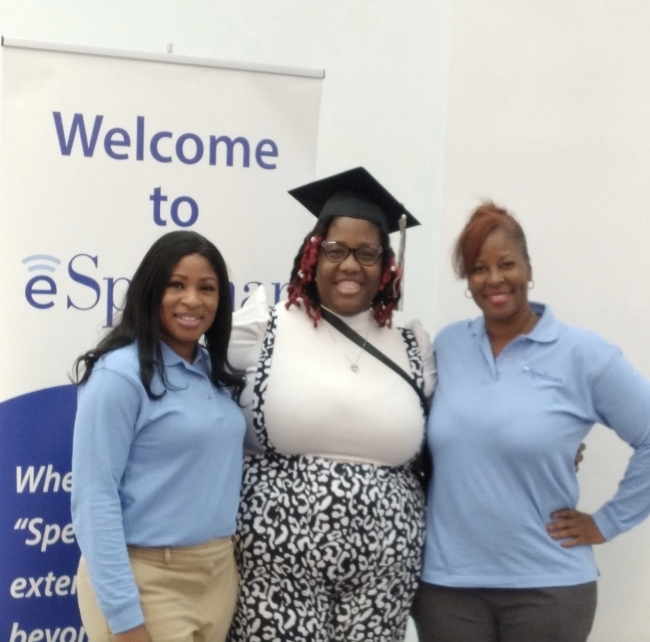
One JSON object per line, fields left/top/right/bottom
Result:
{"left": 469, "top": 302, "right": 559, "bottom": 344}
{"left": 526, "top": 302, "right": 560, "bottom": 343}
{"left": 159, "top": 341, "right": 210, "bottom": 369}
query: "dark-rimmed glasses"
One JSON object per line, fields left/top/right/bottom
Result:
{"left": 320, "top": 241, "right": 383, "bottom": 266}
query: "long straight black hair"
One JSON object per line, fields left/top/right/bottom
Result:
{"left": 73, "top": 231, "right": 245, "bottom": 401}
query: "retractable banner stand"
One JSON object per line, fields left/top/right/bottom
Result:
{"left": 0, "top": 38, "right": 323, "bottom": 640}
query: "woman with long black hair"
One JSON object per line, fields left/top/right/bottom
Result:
{"left": 72, "top": 231, "right": 246, "bottom": 642}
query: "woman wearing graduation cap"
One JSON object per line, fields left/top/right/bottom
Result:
{"left": 227, "top": 168, "right": 435, "bottom": 642}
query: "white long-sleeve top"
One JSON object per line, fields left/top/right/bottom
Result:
{"left": 228, "top": 287, "right": 435, "bottom": 466}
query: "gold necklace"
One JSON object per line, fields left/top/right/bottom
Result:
{"left": 487, "top": 309, "right": 540, "bottom": 357}
{"left": 324, "top": 316, "right": 372, "bottom": 373}
{"left": 521, "top": 309, "right": 540, "bottom": 335}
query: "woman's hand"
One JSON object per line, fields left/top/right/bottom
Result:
{"left": 113, "top": 625, "right": 152, "bottom": 642}
{"left": 574, "top": 442, "right": 586, "bottom": 471}
{"left": 546, "top": 509, "right": 605, "bottom": 548}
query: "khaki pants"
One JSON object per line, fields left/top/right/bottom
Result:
{"left": 77, "top": 537, "right": 239, "bottom": 642}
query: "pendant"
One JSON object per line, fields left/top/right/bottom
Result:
{"left": 350, "top": 364, "right": 359, "bottom": 373}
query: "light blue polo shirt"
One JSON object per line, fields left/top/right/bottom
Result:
{"left": 72, "top": 341, "right": 245, "bottom": 633}
{"left": 422, "top": 303, "right": 650, "bottom": 588}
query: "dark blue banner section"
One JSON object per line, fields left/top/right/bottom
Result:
{"left": 0, "top": 386, "right": 86, "bottom": 641}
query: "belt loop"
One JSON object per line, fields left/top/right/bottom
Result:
{"left": 164, "top": 547, "right": 171, "bottom": 565}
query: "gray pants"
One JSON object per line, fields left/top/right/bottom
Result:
{"left": 411, "top": 581, "right": 597, "bottom": 642}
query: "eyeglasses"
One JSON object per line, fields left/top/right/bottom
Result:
{"left": 320, "top": 241, "right": 383, "bottom": 266}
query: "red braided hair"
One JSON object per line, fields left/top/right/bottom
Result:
{"left": 286, "top": 233, "right": 323, "bottom": 325}
{"left": 372, "top": 256, "right": 401, "bottom": 328}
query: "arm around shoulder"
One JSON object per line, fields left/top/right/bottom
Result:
{"left": 229, "top": 286, "right": 271, "bottom": 372}
{"left": 404, "top": 319, "right": 436, "bottom": 399}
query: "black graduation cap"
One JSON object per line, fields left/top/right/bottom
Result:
{"left": 288, "top": 167, "right": 420, "bottom": 234}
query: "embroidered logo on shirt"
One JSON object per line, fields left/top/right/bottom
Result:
{"left": 522, "top": 366, "right": 564, "bottom": 385}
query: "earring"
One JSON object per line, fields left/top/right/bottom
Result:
{"left": 528, "top": 280, "right": 535, "bottom": 290}
{"left": 464, "top": 288, "right": 473, "bottom": 299}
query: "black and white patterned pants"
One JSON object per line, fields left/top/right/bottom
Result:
{"left": 228, "top": 453, "right": 425, "bottom": 642}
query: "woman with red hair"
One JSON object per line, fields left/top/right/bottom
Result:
{"left": 412, "top": 202, "right": 650, "bottom": 642}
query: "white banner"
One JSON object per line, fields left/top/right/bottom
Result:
{"left": 0, "top": 39, "right": 322, "bottom": 639}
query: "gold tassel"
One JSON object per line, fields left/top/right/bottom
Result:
{"left": 397, "top": 213, "right": 407, "bottom": 310}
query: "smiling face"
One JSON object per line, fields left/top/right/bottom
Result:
{"left": 159, "top": 253, "right": 219, "bottom": 361}
{"left": 315, "top": 216, "right": 383, "bottom": 316}
{"left": 467, "top": 228, "right": 532, "bottom": 326}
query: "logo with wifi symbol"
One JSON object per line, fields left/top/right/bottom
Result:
{"left": 22, "top": 255, "right": 61, "bottom": 309}
{"left": 22, "top": 254, "right": 61, "bottom": 273}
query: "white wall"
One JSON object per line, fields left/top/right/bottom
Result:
{"left": 439, "top": 2, "right": 650, "bottom": 640}
{"left": 3, "top": 1, "right": 649, "bottom": 640}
